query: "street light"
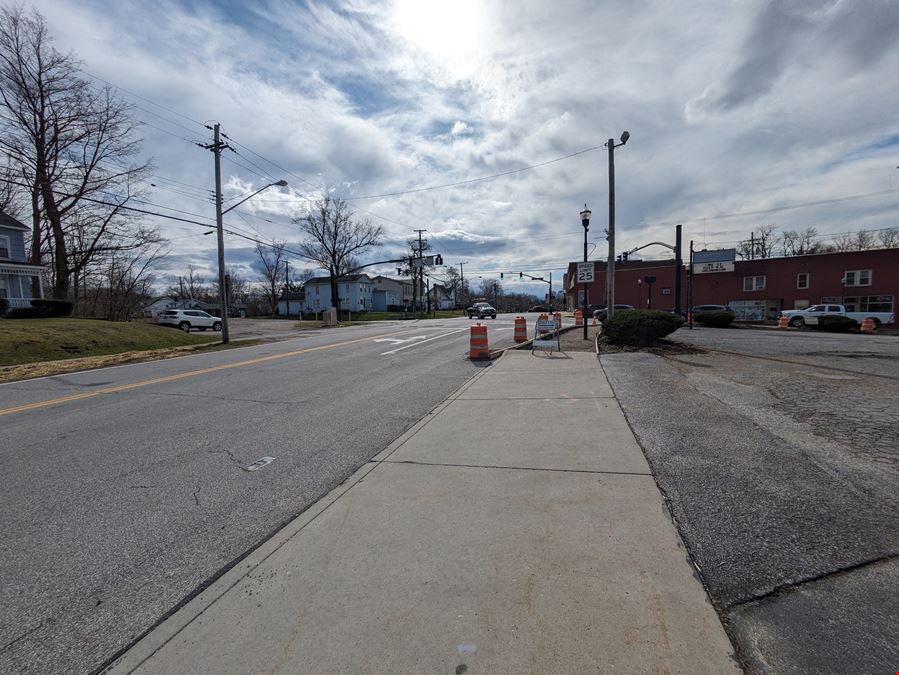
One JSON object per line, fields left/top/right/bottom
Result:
{"left": 580, "top": 205, "right": 591, "bottom": 340}
{"left": 606, "top": 130, "right": 630, "bottom": 321}
{"left": 215, "top": 179, "right": 288, "bottom": 342}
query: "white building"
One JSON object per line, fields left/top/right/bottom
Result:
{"left": 303, "top": 274, "right": 373, "bottom": 312}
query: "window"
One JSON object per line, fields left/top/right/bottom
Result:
{"left": 743, "top": 275, "right": 766, "bottom": 291}
{"left": 843, "top": 269, "right": 872, "bottom": 287}
{"left": 796, "top": 273, "right": 809, "bottom": 290}
{"left": 0, "top": 234, "right": 10, "bottom": 259}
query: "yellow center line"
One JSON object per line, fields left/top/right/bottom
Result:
{"left": 0, "top": 328, "right": 426, "bottom": 417}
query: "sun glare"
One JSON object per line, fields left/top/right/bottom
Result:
{"left": 392, "top": 0, "right": 482, "bottom": 64}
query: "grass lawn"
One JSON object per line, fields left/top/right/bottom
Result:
{"left": 0, "top": 318, "right": 218, "bottom": 367}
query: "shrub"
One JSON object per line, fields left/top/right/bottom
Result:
{"left": 814, "top": 315, "right": 858, "bottom": 333}
{"left": 694, "top": 310, "right": 735, "bottom": 328}
{"left": 6, "top": 306, "right": 45, "bottom": 319}
{"left": 603, "top": 309, "right": 684, "bottom": 346}
{"left": 0, "top": 297, "right": 8, "bottom": 316}
{"left": 31, "top": 298, "right": 74, "bottom": 317}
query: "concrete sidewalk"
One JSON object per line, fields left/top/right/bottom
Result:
{"left": 109, "top": 351, "right": 738, "bottom": 674}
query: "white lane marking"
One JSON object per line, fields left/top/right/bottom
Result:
{"left": 372, "top": 335, "right": 428, "bottom": 345}
{"left": 244, "top": 456, "right": 276, "bottom": 472}
{"left": 380, "top": 327, "right": 473, "bottom": 355}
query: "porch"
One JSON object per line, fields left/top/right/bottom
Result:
{"left": 0, "top": 262, "right": 45, "bottom": 308}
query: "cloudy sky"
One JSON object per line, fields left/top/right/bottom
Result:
{"left": 27, "top": 0, "right": 899, "bottom": 296}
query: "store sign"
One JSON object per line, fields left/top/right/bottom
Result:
{"left": 694, "top": 261, "right": 735, "bottom": 274}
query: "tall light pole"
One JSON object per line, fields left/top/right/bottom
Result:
{"left": 210, "top": 127, "right": 287, "bottom": 344}
{"left": 580, "top": 205, "right": 591, "bottom": 340}
{"left": 606, "top": 130, "right": 630, "bottom": 321}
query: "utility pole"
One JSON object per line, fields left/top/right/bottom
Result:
{"left": 458, "top": 262, "right": 466, "bottom": 310}
{"left": 688, "top": 240, "right": 694, "bottom": 329}
{"left": 606, "top": 137, "right": 616, "bottom": 320}
{"left": 207, "top": 123, "right": 230, "bottom": 343}
{"left": 674, "top": 224, "right": 682, "bottom": 315}
{"left": 605, "top": 131, "right": 630, "bottom": 321}
{"left": 285, "top": 258, "right": 290, "bottom": 318}
{"left": 413, "top": 229, "right": 427, "bottom": 316}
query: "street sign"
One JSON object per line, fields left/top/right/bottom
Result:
{"left": 533, "top": 319, "right": 560, "bottom": 352}
{"left": 576, "top": 262, "right": 594, "bottom": 283}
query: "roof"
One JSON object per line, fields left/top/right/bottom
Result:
{"left": 0, "top": 211, "right": 28, "bottom": 231}
{"left": 305, "top": 274, "right": 372, "bottom": 284}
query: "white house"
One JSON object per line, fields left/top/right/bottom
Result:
{"left": 276, "top": 290, "right": 305, "bottom": 316}
{"left": 303, "top": 274, "right": 373, "bottom": 312}
{"left": 428, "top": 282, "right": 455, "bottom": 310}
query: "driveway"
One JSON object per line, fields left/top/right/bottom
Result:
{"left": 601, "top": 326, "right": 898, "bottom": 674}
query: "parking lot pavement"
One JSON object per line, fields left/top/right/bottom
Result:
{"left": 600, "top": 327, "right": 898, "bottom": 674}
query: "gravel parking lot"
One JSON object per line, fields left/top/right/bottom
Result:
{"left": 601, "top": 325, "right": 898, "bottom": 674}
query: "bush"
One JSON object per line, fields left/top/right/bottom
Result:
{"left": 31, "top": 298, "right": 74, "bottom": 317}
{"left": 603, "top": 309, "right": 684, "bottom": 346}
{"left": 0, "top": 297, "right": 8, "bottom": 316}
{"left": 814, "top": 315, "right": 858, "bottom": 333}
{"left": 6, "top": 306, "right": 45, "bottom": 319}
{"left": 694, "top": 310, "right": 735, "bottom": 327}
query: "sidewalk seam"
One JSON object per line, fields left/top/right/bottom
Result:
{"left": 376, "top": 458, "right": 653, "bottom": 477}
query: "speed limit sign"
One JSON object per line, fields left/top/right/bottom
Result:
{"left": 577, "top": 262, "right": 594, "bottom": 283}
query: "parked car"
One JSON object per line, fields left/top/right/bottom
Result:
{"left": 526, "top": 305, "right": 549, "bottom": 313}
{"left": 593, "top": 304, "right": 635, "bottom": 320}
{"left": 158, "top": 309, "right": 223, "bottom": 332}
{"left": 467, "top": 302, "right": 497, "bottom": 319}
{"left": 691, "top": 304, "right": 735, "bottom": 316}
{"left": 780, "top": 304, "right": 894, "bottom": 328}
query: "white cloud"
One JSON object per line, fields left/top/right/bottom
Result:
{"left": 23, "top": 0, "right": 899, "bottom": 286}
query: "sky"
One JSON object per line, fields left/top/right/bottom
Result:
{"left": 26, "top": 0, "right": 899, "bottom": 297}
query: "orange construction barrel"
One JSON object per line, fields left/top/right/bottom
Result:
{"left": 574, "top": 309, "right": 584, "bottom": 326}
{"left": 469, "top": 323, "right": 489, "bottom": 359}
{"left": 777, "top": 315, "right": 789, "bottom": 329}
{"left": 514, "top": 316, "right": 527, "bottom": 342}
{"left": 860, "top": 317, "right": 875, "bottom": 333}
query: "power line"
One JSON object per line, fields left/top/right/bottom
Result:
{"left": 341, "top": 143, "right": 607, "bottom": 201}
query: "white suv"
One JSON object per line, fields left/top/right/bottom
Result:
{"left": 158, "top": 309, "right": 222, "bottom": 332}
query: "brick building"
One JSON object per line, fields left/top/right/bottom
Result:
{"left": 564, "top": 247, "right": 898, "bottom": 322}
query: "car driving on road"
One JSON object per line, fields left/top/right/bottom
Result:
{"left": 780, "top": 304, "right": 894, "bottom": 328}
{"left": 467, "top": 302, "right": 497, "bottom": 319}
{"left": 158, "top": 309, "right": 223, "bottom": 332}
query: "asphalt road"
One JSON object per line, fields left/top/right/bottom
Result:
{"left": 0, "top": 313, "right": 556, "bottom": 674}
{"left": 602, "top": 326, "right": 899, "bottom": 674}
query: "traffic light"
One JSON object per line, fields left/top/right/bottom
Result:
{"left": 622, "top": 251, "right": 629, "bottom": 261}
{"left": 434, "top": 255, "right": 443, "bottom": 265}
{"left": 519, "top": 272, "right": 523, "bottom": 279}
{"left": 500, "top": 272, "right": 504, "bottom": 279}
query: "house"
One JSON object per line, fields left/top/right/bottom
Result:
{"left": 0, "top": 211, "right": 45, "bottom": 309}
{"left": 428, "top": 282, "right": 455, "bottom": 310}
{"left": 303, "top": 274, "right": 373, "bottom": 312}
{"left": 276, "top": 290, "right": 305, "bottom": 316}
{"left": 370, "top": 275, "right": 413, "bottom": 311}
{"left": 140, "top": 296, "right": 179, "bottom": 317}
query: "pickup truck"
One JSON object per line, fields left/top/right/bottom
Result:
{"left": 780, "top": 304, "right": 894, "bottom": 328}
{"left": 467, "top": 302, "right": 497, "bottom": 319}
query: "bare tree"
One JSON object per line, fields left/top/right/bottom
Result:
{"left": 167, "top": 264, "right": 208, "bottom": 300}
{"left": 477, "top": 278, "right": 503, "bottom": 308}
{"left": 253, "top": 240, "right": 286, "bottom": 314}
{"left": 0, "top": 5, "right": 152, "bottom": 298}
{"left": 737, "top": 225, "right": 778, "bottom": 259}
{"left": 878, "top": 227, "right": 899, "bottom": 248}
{"left": 294, "top": 195, "right": 383, "bottom": 309}
{"left": 781, "top": 227, "right": 821, "bottom": 256}
{"left": 832, "top": 229, "right": 877, "bottom": 252}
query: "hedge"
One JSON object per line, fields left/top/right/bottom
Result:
{"left": 813, "top": 315, "right": 858, "bottom": 333}
{"left": 3, "top": 299, "right": 74, "bottom": 319}
{"left": 603, "top": 309, "right": 684, "bottom": 346}
{"left": 694, "top": 310, "right": 735, "bottom": 327}
{"left": 0, "top": 297, "right": 8, "bottom": 316}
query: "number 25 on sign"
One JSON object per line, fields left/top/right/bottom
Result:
{"left": 577, "top": 262, "right": 594, "bottom": 283}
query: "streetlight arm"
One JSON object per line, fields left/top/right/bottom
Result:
{"left": 221, "top": 180, "right": 287, "bottom": 215}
